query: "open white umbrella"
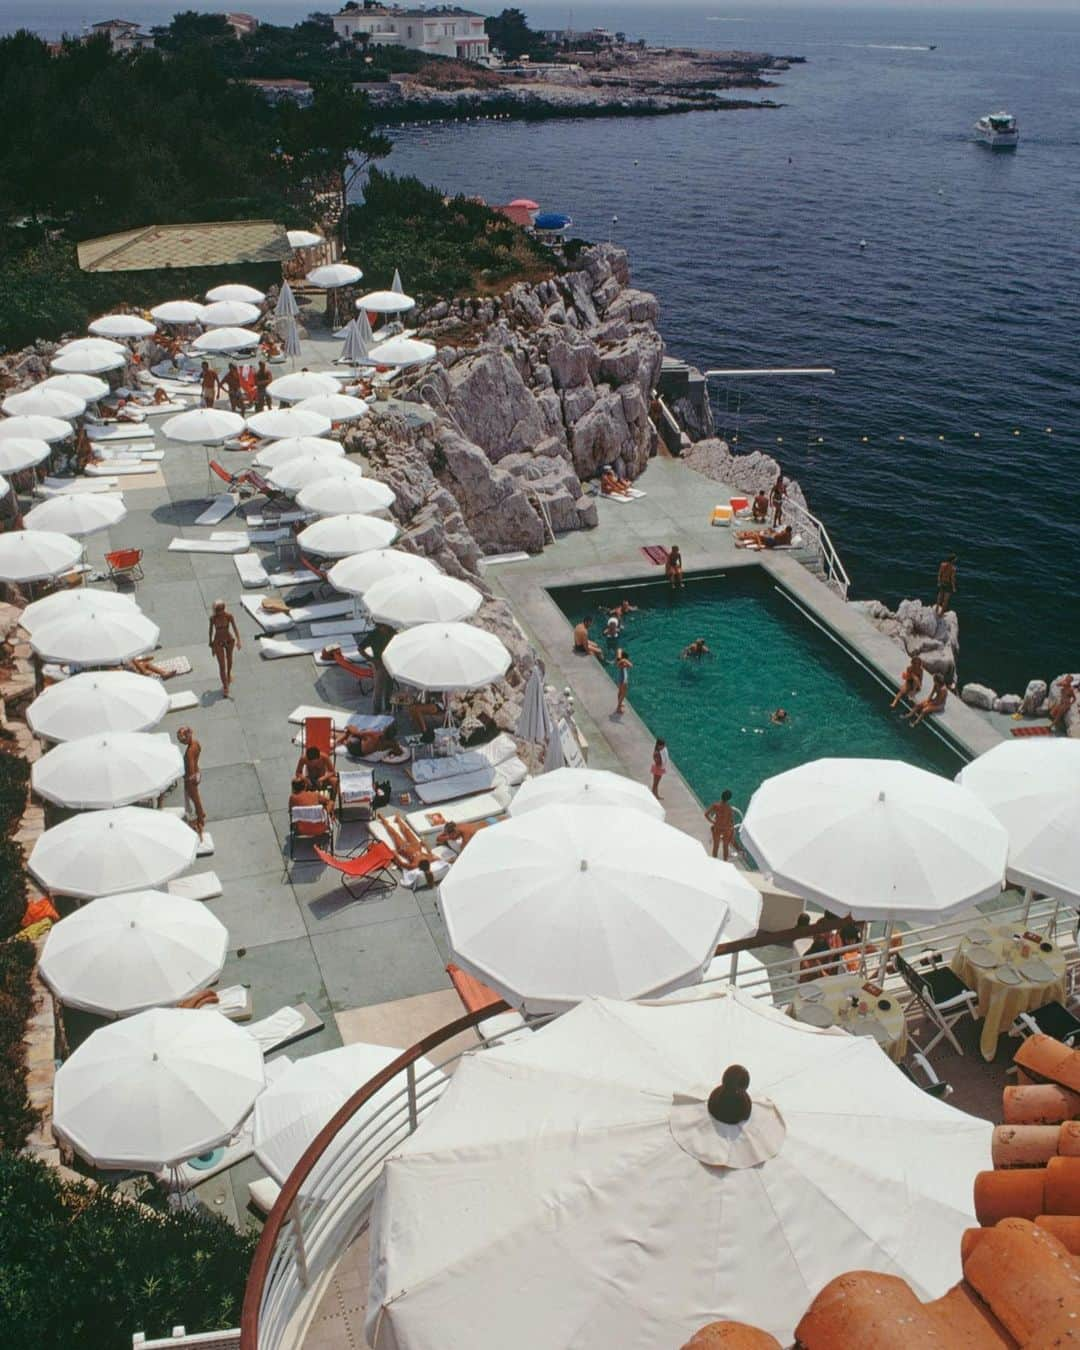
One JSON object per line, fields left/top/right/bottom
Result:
{"left": 254, "top": 1043, "right": 446, "bottom": 1191}
{"left": 440, "top": 805, "right": 760, "bottom": 1014}
{"left": 367, "top": 991, "right": 991, "bottom": 1350}
{"left": 88, "top": 313, "right": 156, "bottom": 338}
{"left": 274, "top": 281, "right": 300, "bottom": 318}
{"left": 511, "top": 766, "right": 664, "bottom": 821}
{"left": 246, "top": 407, "right": 331, "bottom": 440}
{"left": 264, "top": 371, "right": 338, "bottom": 403}
{"left": 327, "top": 549, "right": 440, "bottom": 597}
{"left": 0, "top": 437, "right": 51, "bottom": 473}
{"left": 295, "top": 392, "right": 368, "bottom": 422}
{"left": 53, "top": 1008, "right": 264, "bottom": 1170}
{"left": 366, "top": 336, "right": 436, "bottom": 368}
{"left": 306, "top": 263, "right": 362, "bottom": 289}
{"left": 0, "top": 415, "right": 72, "bottom": 444}
{"left": 296, "top": 511, "right": 398, "bottom": 558}
{"left": 0, "top": 529, "right": 82, "bottom": 582}
{"left": 191, "top": 326, "right": 260, "bottom": 353}
{"left": 161, "top": 408, "right": 245, "bottom": 444}
{"left": 197, "top": 300, "right": 261, "bottom": 329}
{"left": 24, "top": 493, "right": 126, "bottom": 538}
{"left": 50, "top": 348, "right": 125, "bottom": 375}
{"left": 266, "top": 456, "right": 366, "bottom": 496}
{"left": 252, "top": 436, "right": 343, "bottom": 470}
{"left": 365, "top": 572, "right": 481, "bottom": 628}
{"left": 29, "top": 607, "right": 160, "bottom": 666}
{"left": 206, "top": 283, "right": 264, "bottom": 304}
{"left": 383, "top": 622, "right": 510, "bottom": 692}
{"left": 150, "top": 300, "right": 204, "bottom": 325}
{"left": 29, "top": 806, "right": 198, "bottom": 898}
{"left": 741, "top": 758, "right": 1008, "bottom": 924}
{"left": 39, "top": 891, "right": 228, "bottom": 1018}
{"left": 21, "top": 587, "right": 140, "bottom": 636}
{"left": 39, "top": 373, "right": 109, "bottom": 401}
{"left": 296, "top": 478, "right": 403, "bottom": 521}
{"left": 287, "top": 229, "right": 323, "bottom": 250}
{"left": 27, "top": 668, "right": 167, "bottom": 742}
{"left": 57, "top": 337, "right": 126, "bottom": 355}
{"left": 32, "top": 731, "right": 183, "bottom": 809}
{"left": 957, "top": 740, "right": 1080, "bottom": 905}
{"left": 339, "top": 318, "right": 370, "bottom": 366}
{"left": 3, "top": 387, "right": 85, "bottom": 420}
{"left": 356, "top": 290, "right": 416, "bottom": 315}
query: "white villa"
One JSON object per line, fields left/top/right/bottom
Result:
{"left": 88, "top": 18, "right": 155, "bottom": 51}
{"left": 331, "top": 4, "right": 491, "bottom": 64}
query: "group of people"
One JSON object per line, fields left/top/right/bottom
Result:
{"left": 200, "top": 359, "right": 274, "bottom": 414}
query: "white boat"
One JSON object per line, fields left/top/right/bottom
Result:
{"left": 974, "top": 111, "right": 1019, "bottom": 150}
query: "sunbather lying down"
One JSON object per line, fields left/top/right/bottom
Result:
{"left": 382, "top": 814, "right": 440, "bottom": 882}
{"left": 600, "top": 467, "right": 633, "bottom": 496}
{"left": 334, "top": 725, "right": 405, "bottom": 760}
{"left": 736, "top": 524, "right": 793, "bottom": 550}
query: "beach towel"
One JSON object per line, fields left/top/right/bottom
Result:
{"left": 267, "top": 568, "right": 314, "bottom": 588}
{"left": 471, "top": 733, "right": 520, "bottom": 769}
{"left": 85, "top": 423, "right": 155, "bottom": 442}
{"left": 1012, "top": 725, "right": 1054, "bottom": 737}
{"left": 641, "top": 545, "right": 670, "bottom": 565}
{"left": 241, "top": 594, "right": 294, "bottom": 633}
{"left": 152, "top": 656, "right": 193, "bottom": 678}
{"left": 599, "top": 487, "right": 647, "bottom": 504}
{"left": 410, "top": 751, "right": 489, "bottom": 784}
{"left": 36, "top": 478, "right": 120, "bottom": 497}
{"left": 86, "top": 462, "right": 159, "bottom": 477}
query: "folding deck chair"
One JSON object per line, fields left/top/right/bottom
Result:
{"left": 332, "top": 646, "right": 375, "bottom": 695}
{"left": 313, "top": 841, "right": 396, "bottom": 900}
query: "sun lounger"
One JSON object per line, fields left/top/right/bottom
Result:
{"left": 287, "top": 599, "right": 356, "bottom": 624}
{"left": 261, "top": 635, "right": 361, "bottom": 660}
{"left": 138, "top": 400, "right": 192, "bottom": 417}
{"left": 169, "top": 537, "right": 249, "bottom": 554}
{"left": 369, "top": 819, "right": 452, "bottom": 888}
{"left": 414, "top": 768, "right": 497, "bottom": 805}
{"left": 476, "top": 552, "right": 530, "bottom": 567}
{"left": 166, "top": 691, "right": 199, "bottom": 713}
{"left": 312, "top": 645, "right": 363, "bottom": 666}
{"left": 410, "top": 751, "right": 490, "bottom": 784}
{"left": 234, "top": 552, "right": 269, "bottom": 587}
{"left": 213, "top": 984, "right": 252, "bottom": 1021}
{"left": 287, "top": 703, "right": 355, "bottom": 730}
{"left": 94, "top": 445, "right": 164, "bottom": 462}
{"left": 267, "top": 568, "right": 314, "bottom": 588}
{"left": 248, "top": 527, "right": 291, "bottom": 544}
{"left": 196, "top": 833, "right": 215, "bottom": 857}
{"left": 406, "top": 785, "right": 512, "bottom": 836}
{"left": 210, "top": 530, "right": 249, "bottom": 544}
{"left": 309, "top": 618, "right": 368, "bottom": 638}
{"left": 195, "top": 494, "right": 239, "bottom": 527}
{"left": 36, "top": 477, "right": 120, "bottom": 496}
{"left": 85, "top": 423, "right": 155, "bottom": 442}
{"left": 243, "top": 509, "right": 310, "bottom": 527}
{"left": 246, "top": 1002, "right": 325, "bottom": 1054}
{"left": 339, "top": 768, "right": 375, "bottom": 822}
{"left": 151, "top": 656, "right": 193, "bottom": 678}
{"left": 248, "top": 1176, "right": 282, "bottom": 1214}
{"left": 86, "top": 462, "right": 159, "bottom": 477}
{"left": 241, "top": 594, "right": 295, "bottom": 633}
{"left": 312, "top": 842, "right": 397, "bottom": 900}
{"left": 167, "top": 871, "right": 223, "bottom": 901}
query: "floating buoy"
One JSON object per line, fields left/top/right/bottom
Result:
{"left": 974, "top": 432, "right": 981, "bottom": 438}
{"left": 776, "top": 437, "right": 783, "bottom": 443}
{"left": 898, "top": 435, "right": 905, "bottom": 441}
{"left": 817, "top": 437, "right": 824, "bottom": 443}
{"left": 938, "top": 435, "right": 945, "bottom": 441}
{"left": 859, "top": 239, "right": 867, "bottom": 249}
{"left": 1014, "top": 430, "right": 1020, "bottom": 436}
{"left": 861, "top": 436, "right": 868, "bottom": 443}
{"left": 1046, "top": 427, "right": 1054, "bottom": 433}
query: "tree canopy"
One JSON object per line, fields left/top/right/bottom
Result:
{"left": 483, "top": 9, "right": 554, "bottom": 62}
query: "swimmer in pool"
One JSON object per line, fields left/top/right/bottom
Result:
{"left": 770, "top": 708, "right": 789, "bottom": 725}
{"left": 682, "top": 638, "right": 710, "bottom": 660}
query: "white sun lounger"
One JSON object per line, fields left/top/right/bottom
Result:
{"left": 85, "top": 423, "right": 155, "bottom": 442}
{"left": 94, "top": 445, "right": 164, "bottom": 462}
{"left": 241, "top": 594, "right": 295, "bottom": 633}
{"left": 368, "top": 818, "right": 452, "bottom": 888}
{"left": 406, "top": 785, "right": 512, "bottom": 836}
{"left": 243, "top": 510, "right": 310, "bottom": 527}
{"left": 167, "top": 871, "right": 223, "bottom": 901}
{"left": 312, "top": 643, "right": 363, "bottom": 666}
{"left": 195, "top": 494, "right": 239, "bottom": 526}
{"left": 247, "top": 1002, "right": 324, "bottom": 1053}
{"left": 248, "top": 527, "right": 291, "bottom": 544}
{"left": 414, "top": 768, "right": 496, "bottom": 805}
{"left": 267, "top": 568, "right": 313, "bottom": 588}
{"left": 169, "top": 537, "right": 249, "bottom": 554}
{"left": 287, "top": 704, "right": 355, "bottom": 730}
{"left": 410, "top": 751, "right": 489, "bottom": 784}
{"left": 309, "top": 618, "right": 369, "bottom": 638}
{"left": 166, "top": 690, "right": 199, "bottom": 713}
{"left": 36, "top": 477, "right": 120, "bottom": 496}
{"left": 210, "top": 530, "right": 249, "bottom": 544}
{"left": 234, "top": 552, "right": 269, "bottom": 587}
{"left": 86, "top": 462, "right": 158, "bottom": 477}
{"left": 138, "top": 400, "right": 192, "bottom": 417}
{"left": 289, "top": 599, "right": 356, "bottom": 623}
{"left": 260, "top": 635, "right": 341, "bottom": 660}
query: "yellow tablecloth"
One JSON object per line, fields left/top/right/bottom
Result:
{"left": 790, "top": 973, "right": 908, "bottom": 1063}
{"left": 951, "top": 925, "right": 1067, "bottom": 1061}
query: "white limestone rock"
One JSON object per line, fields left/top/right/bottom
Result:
{"left": 961, "top": 683, "right": 997, "bottom": 710}
{"left": 1020, "top": 680, "right": 1048, "bottom": 716}
{"left": 993, "top": 694, "right": 1022, "bottom": 714}
{"left": 444, "top": 348, "right": 548, "bottom": 461}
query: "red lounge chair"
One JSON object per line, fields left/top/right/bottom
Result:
{"left": 288, "top": 803, "right": 334, "bottom": 859}
{"left": 313, "top": 841, "right": 396, "bottom": 900}
{"left": 105, "top": 547, "right": 144, "bottom": 585}
{"left": 303, "top": 715, "right": 334, "bottom": 757}
{"left": 332, "top": 647, "right": 374, "bottom": 695}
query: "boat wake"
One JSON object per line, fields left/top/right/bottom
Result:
{"left": 845, "top": 43, "right": 936, "bottom": 51}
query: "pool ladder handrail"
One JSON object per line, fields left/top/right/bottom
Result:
{"left": 783, "top": 498, "right": 851, "bottom": 599}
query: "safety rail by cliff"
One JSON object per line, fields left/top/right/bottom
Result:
{"left": 782, "top": 498, "right": 851, "bottom": 600}
{"left": 653, "top": 396, "right": 686, "bottom": 456}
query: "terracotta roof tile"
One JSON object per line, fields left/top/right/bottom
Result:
{"left": 1035, "top": 1215, "right": 1080, "bottom": 1255}
{"left": 1015, "top": 1036, "right": 1080, "bottom": 1095}
{"left": 964, "top": 1218, "right": 1080, "bottom": 1344}
{"left": 681, "top": 1323, "right": 780, "bottom": 1348}
{"left": 1004, "top": 1085, "right": 1080, "bottom": 1126}
{"left": 975, "top": 1169, "right": 1047, "bottom": 1225}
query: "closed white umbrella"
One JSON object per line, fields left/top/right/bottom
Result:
{"left": 440, "top": 805, "right": 760, "bottom": 1014}
{"left": 206, "top": 283, "right": 265, "bottom": 304}
{"left": 39, "top": 891, "right": 228, "bottom": 1017}
{"left": 0, "top": 529, "right": 82, "bottom": 582}
{"left": 88, "top": 313, "right": 156, "bottom": 338}
{"left": 0, "top": 437, "right": 51, "bottom": 473}
{"left": 150, "top": 300, "right": 204, "bottom": 325}
{"left": 57, "top": 337, "right": 126, "bottom": 355}
{"left": 391, "top": 268, "right": 405, "bottom": 294}
{"left": 383, "top": 622, "right": 510, "bottom": 692}
{"left": 511, "top": 766, "right": 664, "bottom": 821}
{"left": 274, "top": 280, "right": 301, "bottom": 318}
{"left": 266, "top": 457, "right": 366, "bottom": 496}
{"left": 3, "top": 387, "right": 86, "bottom": 420}
{"left": 282, "top": 317, "right": 303, "bottom": 360}
{"left": 327, "top": 548, "right": 439, "bottom": 597}
{"left": 366, "top": 336, "right": 436, "bottom": 368}
{"left": 191, "top": 326, "right": 260, "bottom": 353}
{"left": 742, "top": 758, "right": 1008, "bottom": 923}
{"left": 24, "top": 493, "right": 126, "bottom": 538}
{"left": 252, "top": 436, "right": 343, "bottom": 470}
{"left": 365, "top": 572, "right": 481, "bottom": 628}
{"left": 21, "top": 587, "right": 140, "bottom": 636}
{"left": 50, "top": 348, "right": 125, "bottom": 375}
{"left": 287, "top": 230, "right": 323, "bottom": 249}
{"left": 356, "top": 290, "right": 416, "bottom": 314}
{"left": 197, "top": 300, "right": 261, "bottom": 329}
{"left": 957, "top": 740, "right": 1080, "bottom": 904}
{"left": 246, "top": 407, "right": 331, "bottom": 440}
{"left": 295, "top": 392, "right": 368, "bottom": 422}
{"left": 0, "top": 415, "right": 72, "bottom": 444}
{"left": 53, "top": 1008, "right": 264, "bottom": 1169}
{"left": 0, "top": 475, "right": 8, "bottom": 500}
{"left": 296, "top": 477, "right": 404, "bottom": 521}
{"left": 296, "top": 511, "right": 398, "bottom": 558}
{"left": 33, "top": 732, "right": 183, "bottom": 809}
{"left": 264, "top": 371, "right": 338, "bottom": 403}
{"left": 306, "top": 263, "right": 362, "bottom": 289}
{"left": 544, "top": 723, "right": 565, "bottom": 772}
{"left": 161, "top": 408, "right": 245, "bottom": 444}
{"left": 367, "top": 991, "right": 990, "bottom": 1350}
{"left": 39, "top": 373, "right": 110, "bottom": 402}
{"left": 515, "top": 664, "right": 554, "bottom": 745}
{"left": 339, "top": 318, "right": 370, "bottom": 366}
{"left": 27, "top": 668, "right": 167, "bottom": 742}
{"left": 29, "top": 806, "right": 198, "bottom": 898}
{"left": 29, "top": 607, "right": 160, "bottom": 666}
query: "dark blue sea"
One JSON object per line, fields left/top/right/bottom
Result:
{"left": 5, "top": 3, "right": 1078, "bottom": 692}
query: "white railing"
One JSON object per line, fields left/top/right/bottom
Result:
{"left": 782, "top": 498, "right": 851, "bottom": 598}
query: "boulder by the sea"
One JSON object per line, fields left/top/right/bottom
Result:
{"left": 1020, "top": 679, "right": 1048, "bottom": 717}
{"left": 961, "top": 683, "right": 997, "bottom": 711}
{"left": 993, "top": 694, "right": 1022, "bottom": 714}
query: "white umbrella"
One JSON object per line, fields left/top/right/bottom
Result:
{"left": 264, "top": 371, "right": 338, "bottom": 403}
{"left": 0, "top": 437, "right": 51, "bottom": 473}
{"left": 511, "top": 766, "right": 664, "bottom": 821}
{"left": 161, "top": 408, "right": 245, "bottom": 444}
{"left": 391, "top": 268, "right": 405, "bottom": 294}
{"left": 295, "top": 511, "right": 398, "bottom": 558}
{"left": 339, "top": 318, "right": 370, "bottom": 366}
{"left": 191, "top": 326, "right": 260, "bottom": 353}
{"left": 205, "top": 283, "right": 265, "bottom": 304}
{"left": 327, "top": 549, "right": 439, "bottom": 597}
{"left": 282, "top": 317, "right": 303, "bottom": 360}
{"left": 0, "top": 475, "right": 8, "bottom": 500}
{"left": 440, "top": 805, "right": 760, "bottom": 1014}
{"left": 366, "top": 336, "right": 436, "bottom": 368}
{"left": 544, "top": 724, "right": 566, "bottom": 772}
{"left": 197, "top": 300, "right": 261, "bottom": 329}
{"left": 266, "top": 457, "right": 366, "bottom": 496}
{"left": 3, "top": 387, "right": 85, "bottom": 420}
{"left": 515, "top": 665, "right": 554, "bottom": 745}
{"left": 356, "top": 290, "right": 416, "bottom": 314}
{"left": 39, "top": 891, "right": 228, "bottom": 1018}
{"left": 24, "top": 493, "right": 126, "bottom": 538}
{"left": 295, "top": 392, "right": 369, "bottom": 422}
{"left": 296, "top": 477, "right": 405, "bottom": 521}
{"left": 39, "top": 373, "right": 110, "bottom": 401}
{"left": 0, "top": 529, "right": 82, "bottom": 582}
{"left": 356, "top": 309, "right": 375, "bottom": 345}
{"left": 254, "top": 1043, "right": 446, "bottom": 1190}
{"left": 0, "top": 415, "right": 73, "bottom": 444}
{"left": 306, "top": 263, "right": 362, "bottom": 289}
{"left": 383, "top": 622, "right": 510, "bottom": 692}
{"left": 29, "top": 806, "right": 198, "bottom": 898}
{"left": 252, "top": 436, "right": 343, "bottom": 470}
{"left": 246, "top": 407, "right": 331, "bottom": 440}
{"left": 53, "top": 1008, "right": 264, "bottom": 1169}
{"left": 274, "top": 280, "right": 300, "bottom": 318}
{"left": 365, "top": 572, "right": 481, "bottom": 628}
{"left": 21, "top": 587, "right": 140, "bottom": 636}
{"left": 88, "top": 313, "right": 156, "bottom": 338}
{"left": 287, "top": 230, "right": 323, "bottom": 249}
{"left": 957, "top": 740, "right": 1080, "bottom": 904}
{"left": 50, "top": 348, "right": 125, "bottom": 375}
{"left": 742, "top": 758, "right": 1007, "bottom": 923}
{"left": 150, "top": 300, "right": 204, "bottom": 325}
{"left": 367, "top": 991, "right": 991, "bottom": 1350}
{"left": 57, "top": 337, "right": 126, "bottom": 355}
{"left": 29, "top": 607, "right": 160, "bottom": 666}
{"left": 32, "top": 731, "right": 183, "bottom": 809}
{"left": 27, "top": 669, "right": 167, "bottom": 742}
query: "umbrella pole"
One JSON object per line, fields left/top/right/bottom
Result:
{"left": 1022, "top": 887, "right": 1034, "bottom": 926}
{"left": 876, "top": 921, "right": 894, "bottom": 983}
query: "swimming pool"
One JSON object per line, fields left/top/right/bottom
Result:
{"left": 550, "top": 568, "right": 964, "bottom": 813}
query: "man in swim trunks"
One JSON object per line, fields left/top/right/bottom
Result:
{"left": 682, "top": 638, "right": 710, "bottom": 659}
{"left": 705, "top": 789, "right": 739, "bottom": 860}
{"left": 253, "top": 360, "right": 273, "bottom": 412}
{"left": 770, "top": 474, "right": 786, "bottom": 526}
{"left": 200, "top": 361, "right": 218, "bottom": 408}
{"left": 289, "top": 776, "right": 335, "bottom": 823}
{"left": 904, "top": 672, "right": 948, "bottom": 726}
{"left": 752, "top": 491, "right": 769, "bottom": 523}
{"left": 296, "top": 744, "right": 339, "bottom": 797}
{"left": 935, "top": 554, "right": 958, "bottom": 614}
{"left": 770, "top": 708, "right": 789, "bottom": 724}
{"left": 436, "top": 819, "right": 488, "bottom": 853}
{"left": 1050, "top": 675, "right": 1075, "bottom": 735}
{"left": 177, "top": 726, "right": 206, "bottom": 839}
{"left": 573, "top": 618, "right": 603, "bottom": 657}
{"left": 736, "top": 525, "right": 793, "bottom": 549}
{"left": 890, "top": 653, "right": 925, "bottom": 709}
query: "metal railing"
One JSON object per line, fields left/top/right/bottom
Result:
{"left": 781, "top": 498, "right": 851, "bottom": 599}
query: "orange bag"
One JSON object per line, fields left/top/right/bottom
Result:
{"left": 22, "top": 897, "right": 60, "bottom": 927}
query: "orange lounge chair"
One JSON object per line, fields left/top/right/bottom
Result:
{"left": 446, "top": 962, "right": 503, "bottom": 1014}
{"left": 287, "top": 802, "right": 333, "bottom": 860}
{"left": 313, "top": 841, "right": 396, "bottom": 900}
{"left": 105, "top": 547, "right": 144, "bottom": 585}
{"left": 331, "top": 647, "right": 375, "bottom": 694}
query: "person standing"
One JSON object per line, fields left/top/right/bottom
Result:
{"left": 650, "top": 738, "right": 669, "bottom": 799}
{"left": 665, "top": 546, "right": 684, "bottom": 590}
{"left": 705, "top": 790, "right": 739, "bottom": 861}
{"left": 614, "top": 647, "right": 632, "bottom": 714}
{"left": 254, "top": 359, "right": 273, "bottom": 412}
{"left": 362, "top": 622, "right": 395, "bottom": 715}
{"left": 199, "top": 361, "right": 218, "bottom": 409}
{"left": 176, "top": 726, "right": 206, "bottom": 839}
{"left": 222, "top": 362, "right": 244, "bottom": 413}
{"left": 208, "top": 599, "right": 241, "bottom": 696}
{"left": 770, "top": 473, "right": 786, "bottom": 527}
{"left": 935, "top": 554, "right": 958, "bottom": 614}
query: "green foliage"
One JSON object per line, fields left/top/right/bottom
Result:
{"left": 0, "top": 752, "right": 29, "bottom": 840}
{"left": 0, "top": 1153, "right": 258, "bottom": 1349}
{"left": 0, "top": 840, "right": 28, "bottom": 941}
{"left": 0, "top": 938, "right": 37, "bottom": 1151}
{"left": 483, "top": 8, "right": 554, "bottom": 62}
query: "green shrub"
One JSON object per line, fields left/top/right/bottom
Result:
{"left": 0, "top": 1153, "right": 258, "bottom": 1349}
{"left": 0, "top": 839, "right": 27, "bottom": 940}
{"left": 0, "top": 751, "right": 30, "bottom": 839}
{"left": 0, "top": 938, "right": 37, "bottom": 1151}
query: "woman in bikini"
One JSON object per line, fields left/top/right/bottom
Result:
{"left": 208, "top": 599, "right": 241, "bottom": 696}
{"left": 665, "top": 546, "right": 684, "bottom": 589}
{"left": 614, "top": 647, "right": 632, "bottom": 714}
{"left": 889, "top": 653, "right": 925, "bottom": 710}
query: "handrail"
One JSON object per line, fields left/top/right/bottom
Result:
{"left": 782, "top": 498, "right": 851, "bottom": 598}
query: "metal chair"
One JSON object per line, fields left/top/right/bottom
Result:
{"left": 104, "top": 547, "right": 144, "bottom": 586}
{"left": 287, "top": 803, "right": 334, "bottom": 861}
{"left": 899, "top": 1052, "right": 953, "bottom": 1099}
{"left": 895, "top": 952, "right": 979, "bottom": 1056}
{"left": 1011, "top": 1001, "right": 1080, "bottom": 1047}
{"left": 313, "top": 841, "right": 396, "bottom": 901}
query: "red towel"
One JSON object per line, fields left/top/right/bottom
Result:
{"left": 641, "top": 545, "right": 670, "bottom": 565}
{"left": 1012, "top": 725, "right": 1054, "bottom": 737}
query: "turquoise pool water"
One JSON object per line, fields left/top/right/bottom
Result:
{"left": 550, "top": 569, "right": 964, "bottom": 813}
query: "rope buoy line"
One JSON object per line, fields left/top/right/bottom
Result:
{"left": 750, "top": 427, "right": 1057, "bottom": 448}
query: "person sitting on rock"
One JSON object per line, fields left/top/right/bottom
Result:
{"left": 890, "top": 653, "right": 925, "bottom": 709}
{"left": 904, "top": 672, "right": 949, "bottom": 726}
{"left": 751, "top": 490, "right": 769, "bottom": 523}
{"left": 1050, "top": 675, "right": 1075, "bottom": 735}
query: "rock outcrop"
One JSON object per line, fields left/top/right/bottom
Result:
{"left": 681, "top": 439, "right": 809, "bottom": 511}
{"left": 854, "top": 598, "right": 960, "bottom": 680}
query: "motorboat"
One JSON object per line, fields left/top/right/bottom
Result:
{"left": 975, "top": 111, "right": 1019, "bottom": 150}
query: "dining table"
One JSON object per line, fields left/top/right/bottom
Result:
{"left": 789, "top": 972, "right": 908, "bottom": 1063}
{"left": 951, "top": 923, "right": 1067, "bottom": 1061}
